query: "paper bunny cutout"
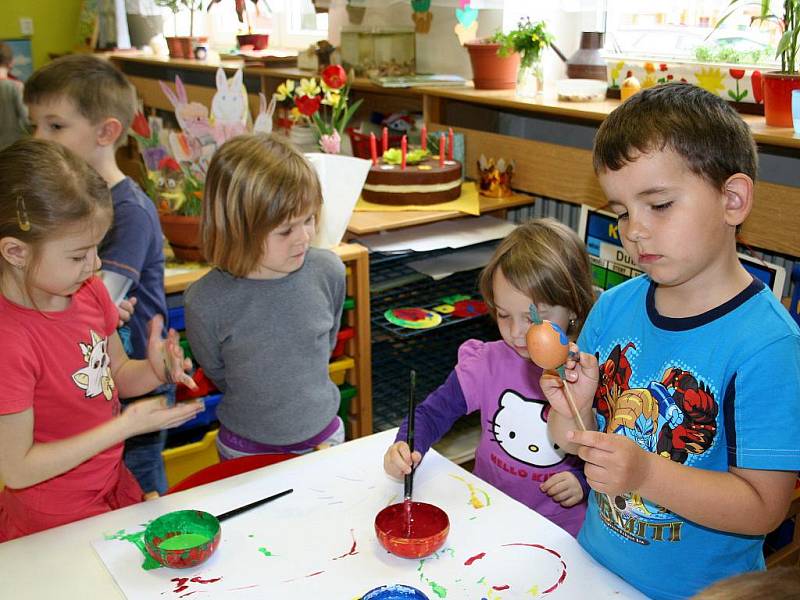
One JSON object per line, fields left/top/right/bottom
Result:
{"left": 211, "top": 67, "right": 249, "bottom": 141}
{"left": 158, "top": 77, "right": 217, "bottom": 145}
{"left": 253, "top": 93, "right": 276, "bottom": 134}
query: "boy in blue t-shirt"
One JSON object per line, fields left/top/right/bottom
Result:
{"left": 25, "top": 55, "right": 171, "bottom": 496}
{"left": 542, "top": 82, "right": 800, "bottom": 600}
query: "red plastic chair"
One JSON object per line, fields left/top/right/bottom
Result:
{"left": 167, "top": 453, "right": 296, "bottom": 494}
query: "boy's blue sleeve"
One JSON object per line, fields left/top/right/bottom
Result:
{"left": 727, "top": 331, "right": 800, "bottom": 471}
{"left": 100, "top": 202, "right": 152, "bottom": 284}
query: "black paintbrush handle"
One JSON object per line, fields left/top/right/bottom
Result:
{"left": 404, "top": 370, "right": 417, "bottom": 500}
{"left": 215, "top": 488, "right": 293, "bottom": 522}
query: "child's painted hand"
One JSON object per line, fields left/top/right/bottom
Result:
{"left": 383, "top": 441, "right": 422, "bottom": 480}
{"left": 541, "top": 471, "right": 585, "bottom": 507}
{"left": 539, "top": 343, "right": 598, "bottom": 419}
{"left": 567, "top": 429, "right": 653, "bottom": 497}
{"left": 117, "top": 296, "right": 137, "bottom": 327}
{"left": 121, "top": 394, "right": 204, "bottom": 437}
{"left": 146, "top": 314, "right": 198, "bottom": 390}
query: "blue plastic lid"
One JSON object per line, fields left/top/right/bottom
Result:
{"left": 361, "top": 584, "right": 429, "bottom": 600}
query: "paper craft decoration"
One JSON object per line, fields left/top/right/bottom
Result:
{"left": 454, "top": 0, "right": 478, "bottom": 45}
{"left": 477, "top": 154, "right": 515, "bottom": 198}
{"left": 384, "top": 308, "right": 443, "bottom": 329}
{"left": 411, "top": 0, "right": 432, "bottom": 33}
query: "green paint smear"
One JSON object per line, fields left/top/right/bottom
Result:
{"left": 159, "top": 533, "right": 210, "bottom": 551}
{"left": 105, "top": 529, "right": 161, "bottom": 571}
{"left": 428, "top": 581, "right": 447, "bottom": 598}
{"left": 258, "top": 547, "right": 273, "bottom": 557}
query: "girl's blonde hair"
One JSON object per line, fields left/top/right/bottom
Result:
{"left": 0, "top": 138, "right": 112, "bottom": 287}
{"left": 478, "top": 218, "right": 595, "bottom": 338}
{"left": 201, "top": 133, "right": 322, "bottom": 277}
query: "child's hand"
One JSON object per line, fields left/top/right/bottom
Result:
{"left": 121, "top": 395, "right": 204, "bottom": 437}
{"left": 383, "top": 441, "right": 422, "bottom": 480}
{"left": 540, "top": 344, "right": 598, "bottom": 419}
{"left": 568, "top": 429, "right": 653, "bottom": 497}
{"left": 146, "top": 314, "right": 198, "bottom": 390}
{"left": 117, "top": 296, "right": 137, "bottom": 327}
{"left": 541, "top": 471, "right": 584, "bottom": 507}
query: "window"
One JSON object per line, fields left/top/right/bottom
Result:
{"left": 603, "top": 0, "right": 783, "bottom": 66}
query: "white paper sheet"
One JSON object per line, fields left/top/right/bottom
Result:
{"left": 355, "top": 215, "right": 518, "bottom": 253}
{"left": 406, "top": 243, "right": 498, "bottom": 280}
{"left": 93, "top": 430, "right": 645, "bottom": 600}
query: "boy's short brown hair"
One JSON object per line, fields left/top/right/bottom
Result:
{"left": 593, "top": 82, "right": 758, "bottom": 191}
{"left": 201, "top": 133, "right": 322, "bottom": 278}
{"left": 24, "top": 54, "right": 137, "bottom": 148}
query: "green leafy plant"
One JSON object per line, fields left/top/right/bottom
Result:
{"left": 490, "top": 18, "right": 554, "bottom": 68}
{"left": 694, "top": 43, "right": 774, "bottom": 64}
{"left": 155, "top": 0, "right": 203, "bottom": 37}
{"left": 714, "top": 0, "right": 799, "bottom": 74}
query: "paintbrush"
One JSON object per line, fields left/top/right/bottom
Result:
{"left": 215, "top": 488, "right": 293, "bottom": 522}
{"left": 403, "top": 370, "right": 417, "bottom": 535}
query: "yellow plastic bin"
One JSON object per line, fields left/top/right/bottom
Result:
{"left": 328, "top": 356, "right": 354, "bottom": 385}
{"left": 162, "top": 428, "right": 220, "bottom": 488}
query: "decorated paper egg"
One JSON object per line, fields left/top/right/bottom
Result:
{"left": 526, "top": 320, "right": 569, "bottom": 370}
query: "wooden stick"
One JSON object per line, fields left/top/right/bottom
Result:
{"left": 562, "top": 378, "right": 623, "bottom": 528}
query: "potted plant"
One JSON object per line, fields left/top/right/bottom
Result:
{"left": 155, "top": 0, "right": 205, "bottom": 59}
{"left": 464, "top": 18, "right": 554, "bottom": 92}
{"left": 207, "top": 0, "right": 270, "bottom": 50}
{"left": 714, "top": 0, "right": 799, "bottom": 126}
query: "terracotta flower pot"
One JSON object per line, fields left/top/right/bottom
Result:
{"left": 165, "top": 36, "right": 208, "bottom": 59}
{"left": 159, "top": 214, "right": 204, "bottom": 262}
{"left": 465, "top": 41, "right": 520, "bottom": 90}
{"left": 763, "top": 72, "right": 800, "bottom": 128}
{"left": 236, "top": 33, "right": 269, "bottom": 51}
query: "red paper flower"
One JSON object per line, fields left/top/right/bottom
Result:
{"left": 751, "top": 70, "right": 763, "bottom": 103}
{"left": 321, "top": 64, "right": 347, "bottom": 90}
{"left": 729, "top": 68, "right": 745, "bottom": 80}
{"left": 158, "top": 156, "right": 181, "bottom": 172}
{"left": 659, "top": 63, "right": 668, "bottom": 71}
{"left": 132, "top": 111, "right": 151, "bottom": 138}
{"left": 294, "top": 94, "right": 322, "bottom": 117}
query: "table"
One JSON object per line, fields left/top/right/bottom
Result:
{"left": 0, "top": 430, "right": 645, "bottom": 599}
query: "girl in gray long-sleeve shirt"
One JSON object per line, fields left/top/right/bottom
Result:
{"left": 184, "top": 134, "right": 346, "bottom": 459}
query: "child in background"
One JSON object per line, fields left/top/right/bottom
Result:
{"left": 24, "top": 54, "right": 172, "bottom": 496}
{"left": 185, "top": 134, "right": 346, "bottom": 459}
{"left": 383, "top": 219, "right": 595, "bottom": 536}
{"left": 542, "top": 82, "right": 800, "bottom": 599}
{"left": 0, "top": 42, "right": 27, "bottom": 150}
{"left": 0, "top": 139, "right": 202, "bottom": 541}
{"left": 691, "top": 566, "right": 800, "bottom": 600}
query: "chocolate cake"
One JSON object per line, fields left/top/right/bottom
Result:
{"left": 361, "top": 158, "right": 462, "bottom": 205}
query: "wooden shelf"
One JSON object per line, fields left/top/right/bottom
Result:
{"left": 163, "top": 242, "right": 372, "bottom": 439}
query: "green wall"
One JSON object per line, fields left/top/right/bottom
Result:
{"left": 2, "top": 0, "right": 83, "bottom": 70}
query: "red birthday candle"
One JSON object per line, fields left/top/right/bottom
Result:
{"left": 382, "top": 127, "right": 388, "bottom": 153}
{"left": 448, "top": 127, "right": 454, "bottom": 160}
{"left": 401, "top": 135, "right": 407, "bottom": 170}
{"left": 369, "top": 132, "right": 378, "bottom": 165}
{"left": 420, "top": 125, "right": 427, "bottom": 151}
{"left": 439, "top": 133, "right": 445, "bottom": 167}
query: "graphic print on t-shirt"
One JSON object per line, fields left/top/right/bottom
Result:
{"left": 594, "top": 342, "right": 719, "bottom": 544}
{"left": 71, "top": 330, "right": 115, "bottom": 401}
{"left": 489, "top": 390, "right": 566, "bottom": 468}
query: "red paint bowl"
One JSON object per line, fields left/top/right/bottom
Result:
{"left": 144, "top": 510, "right": 221, "bottom": 569}
{"left": 375, "top": 502, "right": 449, "bottom": 559}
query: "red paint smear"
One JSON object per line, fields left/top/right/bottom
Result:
{"left": 190, "top": 577, "right": 222, "bottom": 585}
{"left": 332, "top": 529, "right": 359, "bottom": 560}
{"left": 499, "top": 543, "right": 568, "bottom": 595}
{"left": 171, "top": 576, "right": 223, "bottom": 595}
{"left": 492, "top": 584, "right": 510, "bottom": 591}
{"left": 464, "top": 552, "right": 486, "bottom": 565}
{"left": 228, "top": 585, "right": 259, "bottom": 591}
{"left": 306, "top": 571, "right": 325, "bottom": 577}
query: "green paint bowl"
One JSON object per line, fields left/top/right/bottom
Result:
{"left": 144, "top": 510, "right": 221, "bottom": 569}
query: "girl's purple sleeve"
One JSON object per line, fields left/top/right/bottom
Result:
{"left": 395, "top": 370, "right": 468, "bottom": 456}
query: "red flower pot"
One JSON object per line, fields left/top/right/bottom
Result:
{"left": 465, "top": 41, "right": 520, "bottom": 90}
{"left": 237, "top": 33, "right": 269, "bottom": 51}
{"left": 159, "top": 214, "right": 204, "bottom": 262}
{"left": 763, "top": 72, "right": 800, "bottom": 128}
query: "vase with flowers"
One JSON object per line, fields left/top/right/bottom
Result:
{"left": 273, "top": 64, "right": 363, "bottom": 154}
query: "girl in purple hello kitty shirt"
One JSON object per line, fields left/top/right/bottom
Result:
{"left": 383, "top": 219, "right": 596, "bottom": 536}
